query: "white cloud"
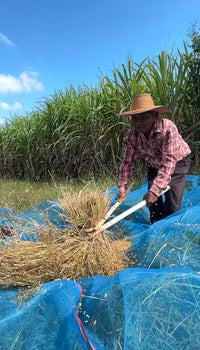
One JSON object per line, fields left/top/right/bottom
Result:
{"left": 0, "top": 72, "right": 43, "bottom": 94}
{"left": 0, "top": 101, "right": 22, "bottom": 111}
{"left": 0, "top": 75, "right": 22, "bottom": 93}
{"left": 0, "top": 32, "right": 15, "bottom": 47}
{"left": 20, "top": 72, "right": 43, "bottom": 92}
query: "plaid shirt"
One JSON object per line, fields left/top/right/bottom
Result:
{"left": 118, "top": 118, "right": 191, "bottom": 196}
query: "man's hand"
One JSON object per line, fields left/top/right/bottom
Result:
{"left": 116, "top": 189, "right": 126, "bottom": 203}
{"left": 143, "top": 191, "right": 158, "bottom": 207}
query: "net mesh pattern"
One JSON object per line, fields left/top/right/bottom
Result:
{"left": 0, "top": 175, "right": 200, "bottom": 349}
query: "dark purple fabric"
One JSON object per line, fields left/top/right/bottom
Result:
{"left": 147, "top": 154, "right": 191, "bottom": 223}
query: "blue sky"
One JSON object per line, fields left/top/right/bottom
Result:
{"left": 0, "top": 0, "right": 200, "bottom": 124}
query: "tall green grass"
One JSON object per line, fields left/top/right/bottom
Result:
{"left": 0, "top": 84, "right": 129, "bottom": 180}
{"left": 0, "top": 27, "right": 199, "bottom": 181}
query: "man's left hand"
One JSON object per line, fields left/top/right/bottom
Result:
{"left": 143, "top": 191, "right": 158, "bottom": 207}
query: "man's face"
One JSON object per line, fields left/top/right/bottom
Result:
{"left": 131, "top": 112, "right": 156, "bottom": 135}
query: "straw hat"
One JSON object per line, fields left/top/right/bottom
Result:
{"left": 117, "top": 93, "right": 170, "bottom": 116}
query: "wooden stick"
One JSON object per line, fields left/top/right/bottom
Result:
{"left": 97, "top": 185, "right": 170, "bottom": 233}
{"left": 95, "top": 181, "right": 135, "bottom": 230}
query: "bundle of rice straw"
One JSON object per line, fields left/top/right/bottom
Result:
{"left": 0, "top": 188, "right": 131, "bottom": 288}
{"left": 59, "top": 187, "right": 111, "bottom": 231}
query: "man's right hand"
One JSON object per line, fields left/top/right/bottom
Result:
{"left": 116, "top": 189, "right": 126, "bottom": 203}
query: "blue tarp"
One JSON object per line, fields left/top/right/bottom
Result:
{"left": 0, "top": 175, "right": 200, "bottom": 349}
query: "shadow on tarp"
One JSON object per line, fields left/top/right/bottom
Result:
{"left": 0, "top": 175, "right": 200, "bottom": 349}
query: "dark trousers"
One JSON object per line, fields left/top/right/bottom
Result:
{"left": 147, "top": 154, "right": 191, "bottom": 224}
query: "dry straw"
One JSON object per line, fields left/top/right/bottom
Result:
{"left": 59, "top": 187, "right": 111, "bottom": 230}
{"left": 0, "top": 188, "right": 131, "bottom": 288}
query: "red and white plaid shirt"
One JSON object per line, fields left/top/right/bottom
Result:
{"left": 118, "top": 118, "right": 191, "bottom": 196}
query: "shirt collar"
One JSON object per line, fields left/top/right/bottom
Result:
{"left": 153, "top": 118, "right": 162, "bottom": 133}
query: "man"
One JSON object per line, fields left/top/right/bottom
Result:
{"left": 116, "top": 93, "right": 191, "bottom": 224}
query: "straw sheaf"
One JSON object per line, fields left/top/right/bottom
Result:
{"left": 58, "top": 188, "right": 111, "bottom": 230}
{"left": 117, "top": 93, "right": 170, "bottom": 116}
{"left": 0, "top": 189, "right": 132, "bottom": 288}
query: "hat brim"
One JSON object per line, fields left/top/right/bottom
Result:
{"left": 116, "top": 105, "right": 170, "bottom": 117}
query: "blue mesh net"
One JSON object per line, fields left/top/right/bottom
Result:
{"left": 0, "top": 175, "right": 200, "bottom": 349}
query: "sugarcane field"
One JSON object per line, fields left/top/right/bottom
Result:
{"left": 1, "top": 8, "right": 200, "bottom": 350}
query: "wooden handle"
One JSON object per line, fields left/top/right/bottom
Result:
{"left": 101, "top": 200, "right": 146, "bottom": 231}
{"left": 95, "top": 181, "right": 135, "bottom": 229}
{"left": 99, "top": 185, "right": 170, "bottom": 232}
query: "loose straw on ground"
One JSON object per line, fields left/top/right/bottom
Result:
{"left": 0, "top": 188, "right": 131, "bottom": 288}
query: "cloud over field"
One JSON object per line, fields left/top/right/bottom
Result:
{"left": 0, "top": 72, "right": 43, "bottom": 94}
{"left": 0, "top": 101, "right": 22, "bottom": 111}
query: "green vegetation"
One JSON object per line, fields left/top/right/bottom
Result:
{"left": 0, "top": 177, "right": 120, "bottom": 211}
{"left": 0, "top": 26, "right": 199, "bottom": 183}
